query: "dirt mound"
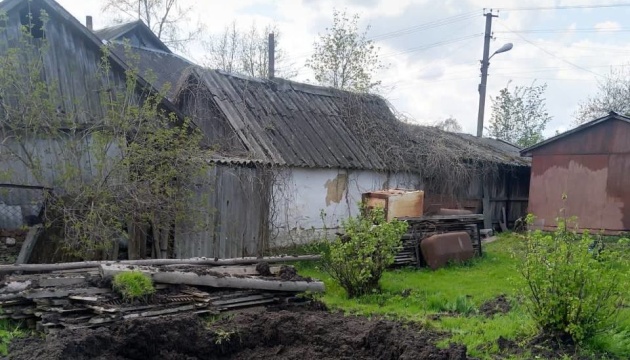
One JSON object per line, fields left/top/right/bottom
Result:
{"left": 479, "top": 295, "right": 511, "bottom": 317}
{"left": 7, "top": 308, "right": 471, "bottom": 360}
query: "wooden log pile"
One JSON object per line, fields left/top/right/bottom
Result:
{"left": 0, "top": 257, "right": 324, "bottom": 333}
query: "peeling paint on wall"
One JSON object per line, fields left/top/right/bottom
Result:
{"left": 324, "top": 172, "right": 348, "bottom": 206}
{"left": 529, "top": 157, "right": 625, "bottom": 231}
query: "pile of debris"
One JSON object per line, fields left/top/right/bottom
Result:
{"left": 0, "top": 256, "right": 323, "bottom": 333}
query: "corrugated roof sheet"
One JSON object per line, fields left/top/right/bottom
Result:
{"left": 93, "top": 21, "right": 142, "bottom": 43}
{"left": 190, "top": 68, "right": 389, "bottom": 170}
{"left": 107, "top": 44, "right": 194, "bottom": 100}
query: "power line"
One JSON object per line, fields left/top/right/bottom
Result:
{"left": 496, "top": 20, "right": 605, "bottom": 79}
{"left": 380, "top": 33, "right": 483, "bottom": 58}
{"left": 282, "top": 11, "right": 481, "bottom": 63}
{"left": 497, "top": 3, "right": 630, "bottom": 11}
{"left": 368, "top": 12, "right": 478, "bottom": 41}
{"left": 495, "top": 28, "right": 630, "bottom": 34}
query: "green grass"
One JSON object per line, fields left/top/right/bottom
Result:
{"left": 112, "top": 271, "right": 155, "bottom": 301}
{"left": 296, "top": 233, "right": 630, "bottom": 359}
{"left": 0, "top": 319, "right": 24, "bottom": 356}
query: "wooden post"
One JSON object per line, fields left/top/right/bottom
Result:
{"left": 482, "top": 182, "right": 492, "bottom": 230}
{"left": 16, "top": 225, "right": 43, "bottom": 265}
{"left": 268, "top": 33, "right": 275, "bottom": 79}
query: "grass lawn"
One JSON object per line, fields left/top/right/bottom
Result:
{"left": 296, "top": 234, "right": 630, "bottom": 359}
{"left": 0, "top": 318, "right": 24, "bottom": 356}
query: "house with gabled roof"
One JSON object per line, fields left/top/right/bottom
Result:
{"left": 94, "top": 18, "right": 532, "bottom": 256}
{"left": 0, "top": 0, "right": 182, "bottom": 226}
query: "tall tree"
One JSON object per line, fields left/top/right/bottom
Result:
{"left": 433, "top": 117, "right": 462, "bottom": 132}
{"left": 102, "top": 0, "right": 204, "bottom": 51}
{"left": 204, "top": 21, "right": 296, "bottom": 79}
{"left": 487, "top": 81, "right": 551, "bottom": 148}
{"left": 306, "top": 9, "right": 384, "bottom": 92}
{"left": 574, "top": 66, "right": 630, "bottom": 126}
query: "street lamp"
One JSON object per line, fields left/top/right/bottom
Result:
{"left": 476, "top": 42, "right": 513, "bottom": 137}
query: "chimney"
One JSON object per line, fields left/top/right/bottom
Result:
{"left": 86, "top": 16, "right": 93, "bottom": 31}
{"left": 268, "top": 33, "right": 275, "bottom": 79}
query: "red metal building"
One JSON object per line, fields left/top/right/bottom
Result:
{"left": 521, "top": 112, "right": 630, "bottom": 233}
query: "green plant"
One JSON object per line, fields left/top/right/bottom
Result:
{"left": 0, "top": 318, "right": 23, "bottom": 356}
{"left": 112, "top": 271, "right": 155, "bottom": 301}
{"left": 321, "top": 205, "right": 408, "bottom": 298}
{"left": 213, "top": 329, "right": 237, "bottom": 345}
{"left": 518, "top": 213, "right": 627, "bottom": 343}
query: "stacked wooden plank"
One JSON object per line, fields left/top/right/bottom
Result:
{"left": 0, "top": 257, "right": 324, "bottom": 332}
{"left": 395, "top": 214, "right": 485, "bottom": 267}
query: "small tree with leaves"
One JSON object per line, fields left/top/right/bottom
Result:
{"left": 574, "top": 66, "right": 630, "bottom": 126}
{"left": 307, "top": 9, "right": 384, "bottom": 92}
{"left": 0, "top": 10, "right": 210, "bottom": 259}
{"left": 487, "top": 81, "right": 551, "bottom": 148}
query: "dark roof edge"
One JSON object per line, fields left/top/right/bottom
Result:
{"left": 96, "top": 20, "right": 172, "bottom": 54}
{"left": 187, "top": 67, "right": 385, "bottom": 101}
{"left": 520, "top": 111, "right": 630, "bottom": 156}
{"left": 0, "top": 0, "right": 182, "bottom": 118}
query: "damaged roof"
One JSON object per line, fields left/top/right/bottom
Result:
{"left": 181, "top": 67, "right": 530, "bottom": 170}
{"left": 184, "top": 68, "right": 389, "bottom": 170}
{"left": 92, "top": 20, "right": 530, "bottom": 171}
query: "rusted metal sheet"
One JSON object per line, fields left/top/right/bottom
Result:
{"left": 526, "top": 118, "right": 630, "bottom": 232}
{"left": 529, "top": 154, "right": 630, "bottom": 231}
{"left": 528, "top": 119, "right": 630, "bottom": 156}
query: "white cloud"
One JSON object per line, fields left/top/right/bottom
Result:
{"left": 594, "top": 20, "right": 621, "bottom": 32}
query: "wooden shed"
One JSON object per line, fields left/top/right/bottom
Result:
{"left": 521, "top": 111, "right": 630, "bottom": 233}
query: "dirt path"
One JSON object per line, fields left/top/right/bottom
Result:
{"left": 7, "top": 307, "right": 470, "bottom": 360}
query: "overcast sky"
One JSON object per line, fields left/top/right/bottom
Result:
{"left": 56, "top": 0, "right": 630, "bottom": 137}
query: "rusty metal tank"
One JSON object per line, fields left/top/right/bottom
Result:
{"left": 420, "top": 231, "right": 474, "bottom": 270}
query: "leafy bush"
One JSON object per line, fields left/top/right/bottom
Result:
{"left": 518, "top": 214, "right": 627, "bottom": 343}
{"left": 112, "top": 271, "right": 155, "bottom": 301}
{"left": 321, "top": 206, "right": 408, "bottom": 298}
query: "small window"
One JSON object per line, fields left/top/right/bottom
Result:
{"left": 20, "top": 6, "right": 45, "bottom": 39}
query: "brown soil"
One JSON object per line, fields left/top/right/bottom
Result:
{"left": 493, "top": 333, "right": 606, "bottom": 360}
{"left": 278, "top": 265, "right": 310, "bottom": 282}
{"left": 255, "top": 262, "right": 272, "bottom": 276}
{"left": 479, "top": 295, "right": 511, "bottom": 317}
{"left": 7, "top": 307, "right": 471, "bottom": 360}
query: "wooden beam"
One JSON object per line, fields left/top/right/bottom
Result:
{"left": 100, "top": 264, "right": 325, "bottom": 293}
{"left": 0, "top": 255, "right": 321, "bottom": 273}
{"left": 16, "top": 225, "right": 44, "bottom": 265}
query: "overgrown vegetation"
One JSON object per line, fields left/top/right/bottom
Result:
{"left": 0, "top": 10, "right": 210, "bottom": 259}
{"left": 297, "top": 233, "right": 630, "bottom": 359}
{"left": 112, "top": 271, "right": 156, "bottom": 302}
{"left": 0, "top": 318, "right": 23, "bottom": 356}
{"left": 321, "top": 206, "right": 408, "bottom": 298}
{"left": 517, "top": 214, "right": 628, "bottom": 344}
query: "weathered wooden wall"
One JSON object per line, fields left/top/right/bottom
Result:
{"left": 174, "top": 163, "right": 271, "bottom": 258}
{"left": 423, "top": 166, "right": 530, "bottom": 229}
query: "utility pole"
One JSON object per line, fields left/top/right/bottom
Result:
{"left": 268, "top": 33, "right": 275, "bottom": 79}
{"left": 476, "top": 10, "right": 497, "bottom": 138}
